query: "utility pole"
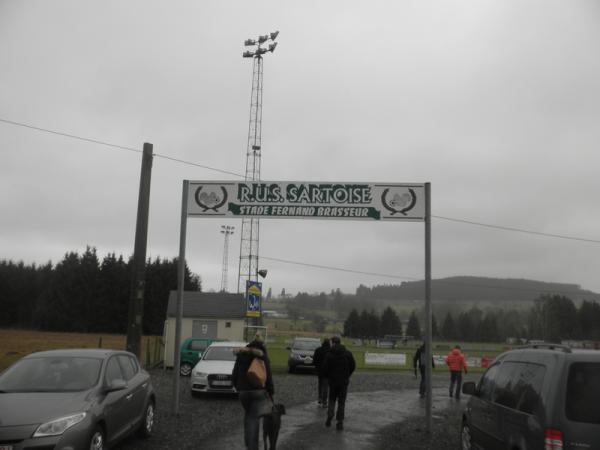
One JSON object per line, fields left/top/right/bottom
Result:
{"left": 220, "top": 225, "right": 235, "bottom": 292}
{"left": 237, "top": 31, "right": 279, "bottom": 296}
{"left": 126, "top": 142, "right": 153, "bottom": 357}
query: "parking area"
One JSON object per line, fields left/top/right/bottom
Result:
{"left": 115, "top": 369, "right": 472, "bottom": 450}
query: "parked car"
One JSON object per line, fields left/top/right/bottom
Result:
{"left": 461, "top": 343, "right": 600, "bottom": 450}
{"left": 190, "top": 341, "right": 247, "bottom": 396}
{"left": 287, "top": 337, "right": 321, "bottom": 373}
{"left": 179, "top": 337, "right": 219, "bottom": 376}
{"left": 0, "top": 348, "right": 155, "bottom": 450}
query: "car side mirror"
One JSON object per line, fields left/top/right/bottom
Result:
{"left": 462, "top": 381, "right": 477, "bottom": 396}
{"left": 286, "top": 346, "right": 291, "bottom": 350}
{"left": 106, "top": 379, "right": 127, "bottom": 393}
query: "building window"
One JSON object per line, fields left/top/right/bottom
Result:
{"left": 225, "top": 322, "right": 231, "bottom": 328}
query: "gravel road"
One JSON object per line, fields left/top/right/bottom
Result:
{"left": 116, "top": 369, "right": 476, "bottom": 450}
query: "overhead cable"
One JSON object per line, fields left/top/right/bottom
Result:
{"left": 2, "top": 116, "right": 599, "bottom": 245}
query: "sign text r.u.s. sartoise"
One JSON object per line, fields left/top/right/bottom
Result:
{"left": 187, "top": 181, "right": 425, "bottom": 221}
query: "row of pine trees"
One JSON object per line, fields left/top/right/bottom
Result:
{"left": 343, "top": 295, "right": 600, "bottom": 343}
{"left": 0, "top": 247, "right": 200, "bottom": 335}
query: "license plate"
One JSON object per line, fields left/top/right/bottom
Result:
{"left": 0, "top": 446, "right": 13, "bottom": 450}
{"left": 305, "top": 357, "right": 313, "bottom": 363}
{"left": 212, "top": 380, "right": 231, "bottom": 386}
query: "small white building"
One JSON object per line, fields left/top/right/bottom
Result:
{"left": 163, "top": 291, "right": 246, "bottom": 368}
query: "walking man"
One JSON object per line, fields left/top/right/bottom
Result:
{"left": 322, "top": 336, "right": 355, "bottom": 431}
{"left": 313, "top": 337, "right": 330, "bottom": 408}
{"left": 446, "top": 345, "right": 468, "bottom": 399}
{"left": 413, "top": 342, "right": 435, "bottom": 398}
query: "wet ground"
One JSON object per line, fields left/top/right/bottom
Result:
{"left": 117, "top": 369, "right": 475, "bottom": 450}
{"left": 204, "top": 388, "right": 459, "bottom": 449}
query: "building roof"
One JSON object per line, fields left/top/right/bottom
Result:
{"left": 166, "top": 291, "right": 246, "bottom": 319}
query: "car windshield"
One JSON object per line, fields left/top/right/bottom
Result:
{"left": 565, "top": 362, "right": 600, "bottom": 424}
{"left": 293, "top": 340, "right": 320, "bottom": 351}
{"left": 203, "top": 347, "right": 237, "bottom": 361}
{"left": 0, "top": 356, "right": 103, "bottom": 393}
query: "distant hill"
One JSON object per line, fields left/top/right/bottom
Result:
{"left": 357, "top": 277, "right": 600, "bottom": 303}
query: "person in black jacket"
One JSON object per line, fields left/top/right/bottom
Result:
{"left": 321, "top": 336, "right": 355, "bottom": 431}
{"left": 413, "top": 342, "right": 435, "bottom": 398}
{"left": 313, "top": 338, "right": 330, "bottom": 408}
{"left": 232, "top": 335, "right": 274, "bottom": 450}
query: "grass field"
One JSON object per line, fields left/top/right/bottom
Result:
{"left": 0, "top": 328, "right": 508, "bottom": 374}
{"left": 0, "top": 329, "right": 162, "bottom": 372}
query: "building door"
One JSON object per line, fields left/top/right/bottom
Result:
{"left": 192, "top": 319, "right": 218, "bottom": 339}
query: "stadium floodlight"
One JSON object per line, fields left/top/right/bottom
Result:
{"left": 243, "top": 50, "right": 254, "bottom": 58}
{"left": 256, "top": 47, "right": 268, "bottom": 55}
{"left": 258, "top": 34, "right": 269, "bottom": 44}
{"left": 268, "top": 42, "right": 278, "bottom": 53}
{"left": 269, "top": 31, "right": 279, "bottom": 40}
{"left": 245, "top": 39, "right": 256, "bottom": 46}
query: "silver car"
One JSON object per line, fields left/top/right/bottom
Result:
{"left": 0, "top": 348, "right": 155, "bottom": 450}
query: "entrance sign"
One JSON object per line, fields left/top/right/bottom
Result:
{"left": 246, "top": 280, "right": 262, "bottom": 318}
{"left": 187, "top": 181, "right": 425, "bottom": 221}
{"left": 174, "top": 179, "right": 433, "bottom": 433}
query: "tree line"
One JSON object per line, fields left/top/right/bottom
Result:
{"left": 0, "top": 247, "right": 200, "bottom": 335}
{"left": 355, "top": 279, "right": 600, "bottom": 303}
{"left": 341, "top": 294, "right": 600, "bottom": 343}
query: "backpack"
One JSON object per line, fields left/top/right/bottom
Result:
{"left": 247, "top": 356, "right": 267, "bottom": 389}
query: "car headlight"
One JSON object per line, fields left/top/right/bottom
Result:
{"left": 194, "top": 371, "right": 208, "bottom": 377}
{"left": 33, "top": 412, "right": 87, "bottom": 437}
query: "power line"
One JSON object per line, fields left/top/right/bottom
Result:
{"left": 0, "top": 117, "right": 141, "bottom": 154}
{"left": 2, "top": 117, "right": 599, "bottom": 296}
{"left": 0, "top": 117, "right": 246, "bottom": 178}
{"left": 262, "top": 255, "right": 598, "bottom": 297}
{"left": 2, "top": 116, "right": 599, "bottom": 245}
{"left": 153, "top": 153, "right": 244, "bottom": 178}
{"left": 434, "top": 215, "right": 600, "bottom": 244}
{"left": 261, "top": 255, "right": 420, "bottom": 280}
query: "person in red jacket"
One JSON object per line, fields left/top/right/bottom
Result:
{"left": 446, "top": 345, "right": 468, "bottom": 399}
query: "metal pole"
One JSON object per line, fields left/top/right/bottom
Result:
{"left": 424, "top": 182, "right": 432, "bottom": 433}
{"left": 172, "top": 180, "right": 189, "bottom": 416}
{"left": 126, "top": 143, "right": 153, "bottom": 357}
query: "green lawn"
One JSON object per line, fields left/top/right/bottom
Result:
{"left": 264, "top": 332, "right": 507, "bottom": 373}
{"left": 0, "top": 328, "right": 509, "bottom": 374}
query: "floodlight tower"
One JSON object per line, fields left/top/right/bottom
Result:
{"left": 220, "top": 225, "right": 235, "bottom": 292}
{"left": 237, "top": 31, "right": 279, "bottom": 294}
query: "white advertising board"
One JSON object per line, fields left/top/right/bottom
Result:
{"left": 364, "top": 352, "right": 407, "bottom": 366}
{"left": 186, "top": 181, "right": 425, "bottom": 221}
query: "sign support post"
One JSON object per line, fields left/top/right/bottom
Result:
{"left": 172, "top": 180, "right": 189, "bottom": 416}
{"left": 424, "top": 182, "right": 432, "bottom": 433}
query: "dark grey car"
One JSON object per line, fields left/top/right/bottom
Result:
{"left": 287, "top": 337, "right": 321, "bottom": 373}
{"left": 461, "top": 344, "right": 600, "bottom": 450}
{"left": 0, "top": 349, "right": 155, "bottom": 450}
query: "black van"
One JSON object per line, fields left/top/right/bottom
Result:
{"left": 461, "top": 344, "right": 600, "bottom": 450}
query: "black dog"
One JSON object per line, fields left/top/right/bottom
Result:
{"left": 263, "top": 403, "right": 286, "bottom": 450}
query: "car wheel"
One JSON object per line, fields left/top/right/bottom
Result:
{"left": 461, "top": 422, "right": 472, "bottom": 450}
{"left": 89, "top": 426, "right": 105, "bottom": 450}
{"left": 138, "top": 400, "right": 155, "bottom": 438}
{"left": 180, "top": 363, "right": 193, "bottom": 376}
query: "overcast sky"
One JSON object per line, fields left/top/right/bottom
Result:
{"left": 2, "top": 0, "right": 600, "bottom": 297}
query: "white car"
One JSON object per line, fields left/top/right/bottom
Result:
{"left": 190, "top": 341, "right": 247, "bottom": 395}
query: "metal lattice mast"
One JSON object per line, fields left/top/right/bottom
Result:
{"left": 220, "top": 225, "right": 235, "bottom": 292}
{"left": 238, "top": 32, "right": 278, "bottom": 294}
